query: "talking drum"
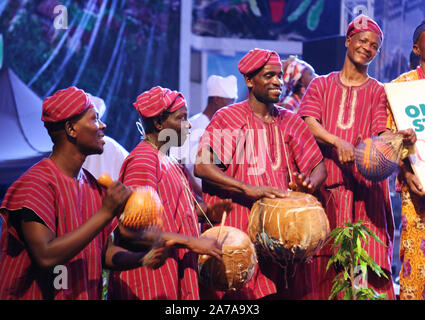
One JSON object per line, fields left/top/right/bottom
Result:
{"left": 248, "top": 191, "right": 330, "bottom": 266}
{"left": 355, "top": 135, "right": 401, "bottom": 182}
{"left": 198, "top": 226, "right": 257, "bottom": 291}
{"left": 98, "top": 173, "right": 163, "bottom": 231}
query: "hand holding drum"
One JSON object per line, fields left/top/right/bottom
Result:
{"left": 98, "top": 173, "right": 163, "bottom": 231}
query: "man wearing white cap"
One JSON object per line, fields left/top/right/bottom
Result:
{"left": 171, "top": 75, "right": 238, "bottom": 198}
{"left": 83, "top": 95, "right": 129, "bottom": 181}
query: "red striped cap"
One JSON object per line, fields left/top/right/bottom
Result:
{"left": 42, "top": 87, "right": 92, "bottom": 122}
{"left": 346, "top": 14, "right": 383, "bottom": 41}
{"left": 238, "top": 48, "right": 281, "bottom": 75}
{"left": 133, "top": 86, "right": 186, "bottom": 118}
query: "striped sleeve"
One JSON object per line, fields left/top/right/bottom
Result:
{"left": 285, "top": 112, "right": 323, "bottom": 175}
{"left": 371, "top": 83, "right": 389, "bottom": 136}
{"left": 297, "top": 76, "right": 325, "bottom": 122}
{"left": 1, "top": 167, "right": 56, "bottom": 232}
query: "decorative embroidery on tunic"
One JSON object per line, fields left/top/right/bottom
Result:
{"left": 336, "top": 89, "right": 357, "bottom": 130}
{"left": 264, "top": 126, "right": 282, "bottom": 171}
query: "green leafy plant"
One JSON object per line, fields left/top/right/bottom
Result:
{"left": 324, "top": 220, "right": 389, "bottom": 300}
{"left": 101, "top": 269, "right": 110, "bottom": 300}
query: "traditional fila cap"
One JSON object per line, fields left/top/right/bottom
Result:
{"left": 133, "top": 86, "right": 186, "bottom": 118}
{"left": 42, "top": 86, "right": 92, "bottom": 123}
{"left": 346, "top": 14, "right": 383, "bottom": 41}
{"left": 207, "top": 75, "right": 238, "bottom": 99}
{"left": 238, "top": 48, "right": 281, "bottom": 75}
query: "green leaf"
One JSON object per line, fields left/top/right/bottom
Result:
{"left": 361, "top": 225, "right": 387, "bottom": 247}
{"left": 359, "top": 250, "right": 388, "bottom": 279}
{"left": 329, "top": 278, "right": 350, "bottom": 300}
{"left": 326, "top": 220, "right": 390, "bottom": 300}
{"left": 326, "top": 257, "right": 335, "bottom": 271}
{"left": 343, "top": 287, "right": 353, "bottom": 300}
{"left": 324, "top": 227, "right": 343, "bottom": 247}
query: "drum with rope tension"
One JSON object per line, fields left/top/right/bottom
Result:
{"left": 248, "top": 191, "right": 330, "bottom": 266}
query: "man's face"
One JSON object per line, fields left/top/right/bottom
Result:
{"left": 413, "top": 31, "right": 425, "bottom": 61}
{"left": 346, "top": 31, "right": 381, "bottom": 66}
{"left": 161, "top": 106, "right": 191, "bottom": 147}
{"left": 71, "top": 108, "right": 106, "bottom": 155}
{"left": 246, "top": 64, "right": 283, "bottom": 104}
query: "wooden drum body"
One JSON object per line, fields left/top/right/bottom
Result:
{"left": 198, "top": 226, "right": 257, "bottom": 291}
{"left": 248, "top": 191, "right": 330, "bottom": 265}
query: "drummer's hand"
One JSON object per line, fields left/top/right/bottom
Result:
{"left": 141, "top": 239, "right": 172, "bottom": 269}
{"left": 244, "top": 185, "right": 287, "bottom": 200}
{"left": 289, "top": 172, "right": 317, "bottom": 194}
{"left": 207, "top": 199, "right": 233, "bottom": 224}
{"left": 184, "top": 236, "right": 222, "bottom": 261}
{"left": 399, "top": 128, "right": 416, "bottom": 146}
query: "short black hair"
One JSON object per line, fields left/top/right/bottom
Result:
{"left": 245, "top": 67, "right": 262, "bottom": 80}
{"left": 43, "top": 108, "right": 90, "bottom": 143}
{"left": 140, "top": 110, "right": 172, "bottom": 135}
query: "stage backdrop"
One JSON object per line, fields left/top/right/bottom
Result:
{"left": 192, "top": 0, "right": 341, "bottom": 41}
{"left": 0, "top": 0, "right": 182, "bottom": 153}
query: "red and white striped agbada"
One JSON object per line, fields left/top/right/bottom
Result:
{"left": 197, "top": 101, "right": 323, "bottom": 299}
{"left": 42, "top": 86, "right": 93, "bottom": 122}
{"left": 0, "top": 159, "right": 115, "bottom": 299}
{"left": 110, "top": 142, "right": 200, "bottom": 300}
{"left": 133, "top": 86, "right": 186, "bottom": 118}
{"left": 297, "top": 72, "right": 395, "bottom": 300}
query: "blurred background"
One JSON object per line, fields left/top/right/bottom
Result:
{"left": 0, "top": 0, "right": 424, "bottom": 295}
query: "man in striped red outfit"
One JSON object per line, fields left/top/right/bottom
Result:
{"left": 298, "top": 14, "right": 414, "bottom": 299}
{"left": 110, "top": 86, "right": 227, "bottom": 300}
{"left": 0, "top": 87, "right": 171, "bottom": 299}
{"left": 194, "top": 48, "right": 327, "bottom": 299}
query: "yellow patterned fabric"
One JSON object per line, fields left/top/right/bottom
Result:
{"left": 387, "top": 68, "right": 425, "bottom": 300}
{"left": 399, "top": 185, "right": 425, "bottom": 300}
